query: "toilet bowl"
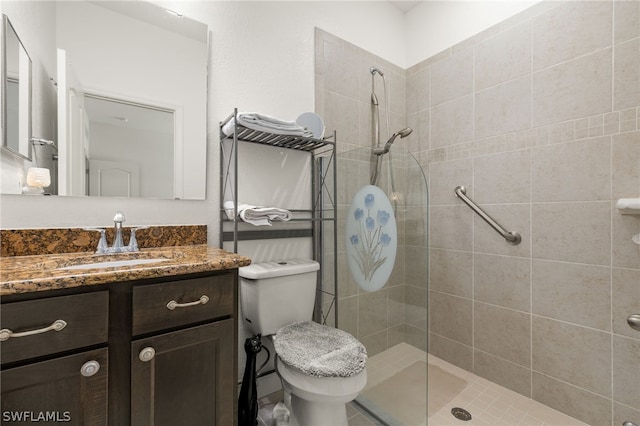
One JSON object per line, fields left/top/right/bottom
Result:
{"left": 238, "top": 260, "right": 368, "bottom": 426}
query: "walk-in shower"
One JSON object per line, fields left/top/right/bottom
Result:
{"left": 334, "top": 65, "right": 429, "bottom": 424}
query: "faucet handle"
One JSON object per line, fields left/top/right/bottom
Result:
{"left": 113, "top": 211, "right": 125, "bottom": 224}
{"left": 83, "top": 228, "right": 108, "bottom": 254}
{"left": 128, "top": 226, "right": 150, "bottom": 252}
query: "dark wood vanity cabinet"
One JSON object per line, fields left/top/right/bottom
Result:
{"left": 0, "top": 270, "right": 238, "bottom": 426}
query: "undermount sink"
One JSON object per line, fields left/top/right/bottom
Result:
{"left": 57, "top": 258, "right": 170, "bottom": 271}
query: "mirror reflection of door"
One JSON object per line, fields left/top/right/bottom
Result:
{"left": 89, "top": 159, "right": 139, "bottom": 197}
{"left": 83, "top": 94, "right": 174, "bottom": 199}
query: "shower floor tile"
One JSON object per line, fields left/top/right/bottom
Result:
{"left": 257, "top": 342, "right": 588, "bottom": 425}
{"left": 361, "top": 342, "right": 589, "bottom": 426}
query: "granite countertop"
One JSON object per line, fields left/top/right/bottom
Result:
{"left": 0, "top": 245, "right": 251, "bottom": 296}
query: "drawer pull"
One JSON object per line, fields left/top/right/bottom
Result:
{"left": 166, "top": 295, "right": 209, "bottom": 311}
{"left": 139, "top": 347, "right": 156, "bottom": 362}
{"left": 0, "top": 319, "right": 67, "bottom": 341}
{"left": 80, "top": 360, "right": 101, "bottom": 377}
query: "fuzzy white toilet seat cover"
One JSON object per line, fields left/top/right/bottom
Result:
{"left": 274, "top": 321, "right": 367, "bottom": 378}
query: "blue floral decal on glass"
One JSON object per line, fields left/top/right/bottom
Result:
{"left": 346, "top": 185, "right": 397, "bottom": 292}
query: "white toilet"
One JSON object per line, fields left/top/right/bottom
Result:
{"left": 239, "top": 259, "right": 367, "bottom": 426}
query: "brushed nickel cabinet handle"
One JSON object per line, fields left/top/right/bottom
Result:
{"left": 139, "top": 347, "right": 156, "bottom": 362}
{"left": 166, "top": 295, "right": 209, "bottom": 311}
{"left": 80, "top": 360, "right": 101, "bottom": 377}
{"left": 0, "top": 319, "right": 67, "bottom": 341}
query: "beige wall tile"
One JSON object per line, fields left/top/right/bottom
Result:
{"left": 428, "top": 158, "right": 473, "bottom": 206}
{"left": 429, "top": 290, "right": 472, "bottom": 345}
{"left": 405, "top": 285, "right": 427, "bottom": 329}
{"left": 406, "top": 66, "right": 429, "bottom": 114}
{"left": 387, "top": 285, "right": 405, "bottom": 328}
{"left": 532, "top": 372, "right": 613, "bottom": 426}
{"left": 405, "top": 245, "right": 428, "bottom": 287}
{"left": 360, "top": 329, "right": 388, "bottom": 357}
{"left": 358, "top": 289, "right": 388, "bottom": 337}
{"left": 475, "top": 22, "right": 532, "bottom": 91}
{"left": 612, "top": 268, "right": 640, "bottom": 339}
{"left": 474, "top": 350, "right": 532, "bottom": 397}
{"left": 473, "top": 204, "right": 530, "bottom": 258}
{"left": 474, "top": 150, "right": 531, "bottom": 204}
{"left": 615, "top": 37, "right": 640, "bottom": 113}
{"left": 475, "top": 77, "right": 532, "bottom": 139}
{"left": 533, "top": 1, "right": 612, "bottom": 71}
{"left": 531, "top": 137, "right": 611, "bottom": 202}
{"left": 532, "top": 260, "right": 611, "bottom": 331}
{"left": 406, "top": 111, "right": 429, "bottom": 153}
{"left": 429, "top": 205, "right": 473, "bottom": 251}
{"left": 532, "top": 316, "right": 611, "bottom": 396}
{"left": 614, "top": 402, "right": 640, "bottom": 426}
{"left": 338, "top": 295, "right": 358, "bottom": 337}
{"left": 612, "top": 131, "right": 640, "bottom": 199}
{"left": 323, "top": 39, "right": 359, "bottom": 100}
{"left": 428, "top": 332, "right": 473, "bottom": 371}
{"left": 474, "top": 253, "right": 530, "bottom": 312}
{"left": 405, "top": 324, "right": 427, "bottom": 352}
{"left": 532, "top": 202, "right": 611, "bottom": 265}
{"left": 474, "top": 302, "right": 531, "bottom": 367}
{"left": 324, "top": 91, "right": 360, "bottom": 144}
{"left": 430, "top": 49, "right": 473, "bottom": 106}
{"left": 430, "top": 249, "right": 473, "bottom": 298}
{"left": 430, "top": 95, "right": 474, "bottom": 148}
{"left": 613, "top": 335, "right": 640, "bottom": 407}
{"left": 612, "top": 203, "right": 640, "bottom": 269}
{"left": 533, "top": 49, "right": 612, "bottom": 126}
{"left": 614, "top": 0, "right": 640, "bottom": 44}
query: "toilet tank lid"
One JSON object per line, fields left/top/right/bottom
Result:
{"left": 239, "top": 259, "right": 320, "bottom": 279}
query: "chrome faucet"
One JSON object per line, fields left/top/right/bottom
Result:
{"left": 112, "top": 211, "right": 126, "bottom": 252}
{"left": 84, "top": 211, "right": 147, "bottom": 254}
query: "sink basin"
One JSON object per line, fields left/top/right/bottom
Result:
{"left": 57, "top": 258, "right": 170, "bottom": 271}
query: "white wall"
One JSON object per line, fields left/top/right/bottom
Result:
{"left": 405, "top": 0, "right": 540, "bottom": 67}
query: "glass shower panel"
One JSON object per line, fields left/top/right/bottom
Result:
{"left": 334, "top": 144, "right": 429, "bottom": 425}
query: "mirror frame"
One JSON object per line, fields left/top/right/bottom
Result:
{"left": 1, "top": 14, "right": 32, "bottom": 161}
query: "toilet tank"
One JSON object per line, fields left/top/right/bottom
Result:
{"left": 239, "top": 259, "right": 320, "bottom": 336}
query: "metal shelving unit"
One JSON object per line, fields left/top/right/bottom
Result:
{"left": 219, "top": 109, "right": 338, "bottom": 325}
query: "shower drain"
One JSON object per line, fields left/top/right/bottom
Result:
{"left": 451, "top": 407, "right": 472, "bottom": 421}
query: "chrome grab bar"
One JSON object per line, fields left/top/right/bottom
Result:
{"left": 454, "top": 186, "right": 522, "bottom": 245}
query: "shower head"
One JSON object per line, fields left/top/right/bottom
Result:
{"left": 373, "top": 127, "right": 413, "bottom": 155}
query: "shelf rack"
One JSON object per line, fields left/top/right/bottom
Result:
{"left": 219, "top": 109, "right": 337, "bottom": 325}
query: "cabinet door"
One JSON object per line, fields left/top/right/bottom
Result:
{"left": 1, "top": 348, "right": 108, "bottom": 426}
{"left": 131, "top": 319, "right": 234, "bottom": 426}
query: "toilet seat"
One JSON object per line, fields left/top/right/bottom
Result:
{"left": 274, "top": 321, "right": 367, "bottom": 378}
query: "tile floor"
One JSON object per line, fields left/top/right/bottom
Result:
{"left": 258, "top": 342, "right": 589, "bottom": 426}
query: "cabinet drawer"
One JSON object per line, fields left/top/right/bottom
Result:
{"left": 132, "top": 274, "right": 234, "bottom": 336}
{"left": 1, "top": 291, "right": 108, "bottom": 365}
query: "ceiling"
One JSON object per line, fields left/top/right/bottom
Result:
{"left": 389, "top": 1, "right": 423, "bottom": 13}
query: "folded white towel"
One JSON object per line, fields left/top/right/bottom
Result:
{"left": 222, "top": 112, "right": 313, "bottom": 137}
{"left": 616, "top": 198, "right": 640, "bottom": 214}
{"left": 224, "top": 201, "right": 292, "bottom": 226}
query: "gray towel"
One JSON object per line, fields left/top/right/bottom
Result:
{"left": 275, "top": 321, "right": 367, "bottom": 378}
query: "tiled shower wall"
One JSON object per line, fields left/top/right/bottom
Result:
{"left": 408, "top": 2, "right": 639, "bottom": 425}
{"left": 315, "top": 29, "right": 431, "bottom": 355}
{"left": 317, "top": 0, "right": 640, "bottom": 425}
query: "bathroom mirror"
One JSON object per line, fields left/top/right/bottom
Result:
{"left": 56, "top": 1, "right": 208, "bottom": 200}
{"left": 1, "top": 1, "right": 208, "bottom": 199}
{"left": 1, "top": 14, "right": 32, "bottom": 161}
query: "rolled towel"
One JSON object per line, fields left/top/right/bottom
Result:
{"left": 223, "top": 201, "right": 292, "bottom": 226}
{"left": 222, "top": 112, "right": 313, "bottom": 137}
